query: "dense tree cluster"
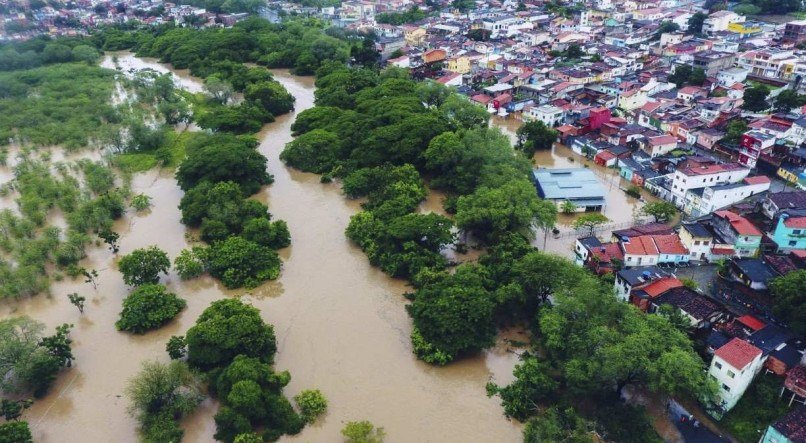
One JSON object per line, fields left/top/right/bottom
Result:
{"left": 282, "top": 66, "right": 561, "bottom": 365}
{"left": 177, "top": 0, "right": 265, "bottom": 14}
{"left": 172, "top": 123, "right": 288, "bottom": 289}
{"left": 0, "top": 317, "right": 74, "bottom": 398}
{"left": 475, "top": 237, "right": 715, "bottom": 441}
{"left": 181, "top": 299, "right": 311, "bottom": 442}
{"left": 375, "top": 6, "right": 427, "bottom": 25}
{"left": 125, "top": 360, "right": 204, "bottom": 442}
{"left": 290, "top": 62, "right": 717, "bottom": 436}
{"left": 769, "top": 270, "right": 806, "bottom": 335}
{"left": 116, "top": 284, "right": 187, "bottom": 334}
{"left": 0, "top": 36, "right": 100, "bottom": 72}
{"left": 94, "top": 18, "right": 354, "bottom": 77}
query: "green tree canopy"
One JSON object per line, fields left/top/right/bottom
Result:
{"left": 516, "top": 120, "right": 559, "bottom": 155}
{"left": 204, "top": 236, "right": 281, "bottom": 288}
{"left": 456, "top": 180, "right": 557, "bottom": 241}
{"left": 125, "top": 360, "right": 203, "bottom": 442}
{"left": 175, "top": 133, "right": 272, "bottom": 195}
{"left": 769, "top": 270, "right": 806, "bottom": 335}
{"left": 116, "top": 284, "right": 187, "bottom": 334}
{"left": 118, "top": 246, "right": 171, "bottom": 286}
{"left": 743, "top": 84, "right": 770, "bottom": 113}
{"left": 407, "top": 264, "right": 497, "bottom": 361}
{"left": 186, "top": 299, "right": 277, "bottom": 370}
{"left": 640, "top": 201, "right": 677, "bottom": 222}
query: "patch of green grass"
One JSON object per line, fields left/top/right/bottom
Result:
{"left": 721, "top": 374, "right": 790, "bottom": 443}
{"left": 112, "top": 130, "right": 199, "bottom": 172}
{"left": 114, "top": 153, "right": 158, "bottom": 172}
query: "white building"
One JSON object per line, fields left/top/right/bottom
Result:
{"left": 682, "top": 177, "right": 771, "bottom": 217}
{"left": 620, "top": 236, "right": 660, "bottom": 268}
{"left": 670, "top": 163, "right": 750, "bottom": 207}
{"left": 703, "top": 10, "right": 745, "bottom": 36}
{"left": 525, "top": 104, "right": 565, "bottom": 127}
{"left": 481, "top": 15, "right": 532, "bottom": 38}
{"left": 716, "top": 67, "right": 748, "bottom": 87}
{"left": 737, "top": 49, "right": 800, "bottom": 81}
{"left": 708, "top": 338, "right": 765, "bottom": 413}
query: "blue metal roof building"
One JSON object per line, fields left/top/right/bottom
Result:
{"left": 532, "top": 168, "right": 607, "bottom": 211}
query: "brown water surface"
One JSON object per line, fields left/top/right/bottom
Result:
{"left": 2, "top": 54, "right": 522, "bottom": 443}
{"left": 493, "top": 116, "right": 658, "bottom": 258}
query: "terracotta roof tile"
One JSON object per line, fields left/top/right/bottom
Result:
{"left": 643, "top": 277, "right": 684, "bottom": 298}
{"left": 715, "top": 338, "right": 762, "bottom": 370}
{"left": 651, "top": 234, "right": 689, "bottom": 255}
{"left": 784, "top": 216, "right": 806, "bottom": 229}
{"left": 714, "top": 211, "right": 763, "bottom": 236}
{"left": 623, "top": 235, "right": 660, "bottom": 255}
{"left": 737, "top": 315, "right": 766, "bottom": 331}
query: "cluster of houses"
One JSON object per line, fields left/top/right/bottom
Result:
{"left": 326, "top": 0, "right": 806, "bottom": 196}
{"left": 1, "top": 0, "right": 253, "bottom": 41}
{"left": 330, "top": 1, "right": 806, "bottom": 430}
{"left": 572, "top": 189, "right": 806, "bottom": 422}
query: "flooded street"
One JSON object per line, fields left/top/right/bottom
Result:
{"left": 1, "top": 54, "right": 522, "bottom": 442}
{"left": 493, "top": 117, "right": 657, "bottom": 258}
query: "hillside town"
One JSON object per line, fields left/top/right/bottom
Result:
{"left": 2, "top": 0, "right": 806, "bottom": 441}
{"left": 326, "top": 2, "right": 806, "bottom": 438}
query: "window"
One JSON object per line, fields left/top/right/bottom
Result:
{"left": 715, "top": 361, "right": 722, "bottom": 369}
{"left": 722, "top": 384, "right": 731, "bottom": 392}
{"left": 727, "top": 370, "right": 735, "bottom": 378}
{"left": 694, "top": 240, "right": 700, "bottom": 245}
{"left": 794, "top": 230, "right": 802, "bottom": 235}
{"left": 790, "top": 241, "right": 797, "bottom": 247}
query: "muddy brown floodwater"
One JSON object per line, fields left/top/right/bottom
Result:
{"left": 0, "top": 54, "right": 523, "bottom": 442}
{"left": 493, "top": 116, "right": 658, "bottom": 258}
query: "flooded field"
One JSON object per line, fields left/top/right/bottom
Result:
{"left": 1, "top": 54, "right": 523, "bottom": 442}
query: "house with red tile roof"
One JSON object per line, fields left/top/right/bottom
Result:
{"left": 652, "top": 234, "right": 690, "bottom": 264}
{"left": 708, "top": 338, "right": 766, "bottom": 414}
{"left": 644, "top": 134, "right": 678, "bottom": 157}
{"left": 621, "top": 235, "right": 660, "bottom": 268}
{"left": 771, "top": 209, "right": 806, "bottom": 252}
{"left": 711, "top": 210, "right": 763, "bottom": 258}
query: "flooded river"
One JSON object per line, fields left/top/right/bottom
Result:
{"left": 1, "top": 54, "right": 523, "bottom": 442}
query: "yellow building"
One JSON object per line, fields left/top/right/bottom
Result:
{"left": 777, "top": 166, "right": 800, "bottom": 185}
{"left": 403, "top": 26, "right": 426, "bottom": 47}
{"left": 727, "top": 22, "right": 762, "bottom": 36}
{"left": 446, "top": 56, "right": 471, "bottom": 74}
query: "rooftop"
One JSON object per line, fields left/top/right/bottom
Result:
{"left": 622, "top": 235, "right": 660, "bottom": 256}
{"left": 715, "top": 338, "right": 762, "bottom": 370}
{"left": 651, "top": 234, "right": 689, "bottom": 255}
{"left": 732, "top": 258, "right": 776, "bottom": 283}
{"left": 679, "top": 163, "right": 746, "bottom": 177}
{"left": 715, "top": 210, "right": 763, "bottom": 236}
{"left": 532, "top": 168, "right": 606, "bottom": 201}
{"left": 643, "top": 277, "right": 683, "bottom": 298}
{"left": 654, "top": 287, "right": 721, "bottom": 320}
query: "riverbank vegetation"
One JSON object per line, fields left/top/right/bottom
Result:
{"left": 125, "top": 360, "right": 204, "bottom": 442}
{"left": 116, "top": 284, "right": 187, "bottom": 334}
{"left": 0, "top": 37, "right": 101, "bottom": 72}
{"left": 282, "top": 65, "right": 716, "bottom": 441}
{"left": 0, "top": 317, "right": 74, "bottom": 398}
{"left": 163, "top": 298, "right": 321, "bottom": 442}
